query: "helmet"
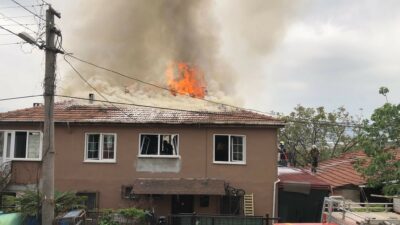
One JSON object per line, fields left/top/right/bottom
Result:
{"left": 280, "top": 141, "right": 284, "bottom": 145}
{"left": 312, "top": 144, "right": 317, "bottom": 149}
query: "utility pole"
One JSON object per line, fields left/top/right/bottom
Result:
{"left": 41, "top": 5, "right": 61, "bottom": 225}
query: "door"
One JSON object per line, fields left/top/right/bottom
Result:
{"left": 171, "top": 195, "right": 194, "bottom": 214}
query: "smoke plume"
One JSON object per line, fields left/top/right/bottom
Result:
{"left": 60, "top": 0, "right": 304, "bottom": 111}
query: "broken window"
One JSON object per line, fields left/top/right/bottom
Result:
{"left": 214, "top": 135, "right": 245, "bottom": 163}
{"left": 85, "top": 133, "right": 116, "bottom": 162}
{"left": 140, "top": 134, "right": 178, "bottom": 156}
{"left": 0, "top": 131, "right": 42, "bottom": 160}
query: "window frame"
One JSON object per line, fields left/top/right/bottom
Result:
{"left": 0, "top": 130, "right": 43, "bottom": 161}
{"left": 213, "top": 134, "right": 246, "bottom": 165}
{"left": 84, "top": 133, "right": 117, "bottom": 163}
{"left": 138, "top": 133, "right": 180, "bottom": 158}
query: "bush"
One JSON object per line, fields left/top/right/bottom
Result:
{"left": 118, "top": 207, "right": 146, "bottom": 221}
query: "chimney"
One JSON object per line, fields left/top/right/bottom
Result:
{"left": 33, "top": 103, "right": 41, "bottom": 107}
{"left": 89, "top": 93, "right": 94, "bottom": 104}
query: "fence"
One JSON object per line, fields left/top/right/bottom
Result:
{"left": 168, "top": 213, "right": 278, "bottom": 225}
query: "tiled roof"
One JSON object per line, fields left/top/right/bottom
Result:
{"left": 0, "top": 100, "right": 284, "bottom": 126}
{"left": 132, "top": 178, "right": 226, "bottom": 195}
{"left": 315, "top": 150, "right": 400, "bottom": 188}
{"left": 278, "top": 167, "right": 330, "bottom": 190}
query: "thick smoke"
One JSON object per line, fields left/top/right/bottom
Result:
{"left": 60, "top": 0, "right": 304, "bottom": 111}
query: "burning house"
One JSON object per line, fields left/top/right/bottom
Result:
{"left": 0, "top": 98, "right": 284, "bottom": 217}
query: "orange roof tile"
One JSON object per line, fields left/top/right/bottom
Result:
{"left": 0, "top": 100, "right": 284, "bottom": 126}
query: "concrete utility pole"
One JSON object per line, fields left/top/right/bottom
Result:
{"left": 41, "top": 5, "right": 61, "bottom": 225}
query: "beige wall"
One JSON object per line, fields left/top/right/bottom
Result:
{"left": 1, "top": 123, "right": 279, "bottom": 216}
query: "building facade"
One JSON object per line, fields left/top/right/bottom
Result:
{"left": 0, "top": 101, "right": 284, "bottom": 217}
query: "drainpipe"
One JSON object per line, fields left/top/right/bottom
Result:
{"left": 272, "top": 178, "right": 280, "bottom": 218}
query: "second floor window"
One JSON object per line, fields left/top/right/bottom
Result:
{"left": 0, "top": 131, "right": 42, "bottom": 160}
{"left": 139, "top": 134, "right": 178, "bottom": 156}
{"left": 85, "top": 133, "right": 116, "bottom": 162}
{"left": 214, "top": 135, "right": 246, "bottom": 164}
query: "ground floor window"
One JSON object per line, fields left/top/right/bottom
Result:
{"left": 77, "top": 192, "right": 98, "bottom": 211}
{"left": 0, "top": 192, "right": 16, "bottom": 211}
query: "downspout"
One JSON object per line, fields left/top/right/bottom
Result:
{"left": 272, "top": 178, "right": 280, "bottom": 218}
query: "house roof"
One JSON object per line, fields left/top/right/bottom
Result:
{"left": 0, "top": 101, "right": 284, "bottom": 127}
{"left": 315, "top": 150, "right": 400, "bottom": 188}
{"left": 314, "top": 151, "right": 367, "bottom": 188}
{"left": 278, "top": 167, "right": 330, "bottom": 190}
{"left": 132, "top": 178, "right": 226, "bottom": 195}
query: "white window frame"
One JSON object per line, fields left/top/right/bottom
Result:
{"left": 138, "top": 133, "right": 180, "bottom": 158}
{"left": 0, "top": 130, "right": 43, "bottom": 162}
{"left": 84, "top": 133, "right": 117, "bottom": 163}
{"left": 213, "top": 134, "right": 246, "bottom": 165}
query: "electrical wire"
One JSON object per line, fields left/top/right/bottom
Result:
{"left": 0, "top": 24, "right": 19, "bottom": 36}
{"left": 9, "top": 0, "right": 45, "bottom": 21}
{"left": 0, "top": 4, "right": 44, "bottom": 9}
{"left": 0, "top": 94, "right": 43, "bottom": 102}
{"left": 0, "top": 41, "right": 25, "bottom": 45}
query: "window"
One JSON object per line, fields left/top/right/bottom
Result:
{"left": 0, "top": 131, "right": 42, "bottom": 160}
{"left": 85, "top": 133, "right": 116, "bottom": 162}
{"left": 214, "top": 135, "right": 245, "bottom": 164}
{"left": 77, "top": 192, "right": 98, "bottom": 211}
{"left": 139, "top": 134, "right": 178, "bottom": 156}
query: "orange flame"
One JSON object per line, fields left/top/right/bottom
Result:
{"left": 166, "top": 62, "right": 207, "bottom": 98}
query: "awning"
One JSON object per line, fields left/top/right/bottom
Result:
{"left": 132, "top": 178, "right": 226, "bottom": 195}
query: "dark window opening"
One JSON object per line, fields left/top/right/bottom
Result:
{"left": 0, "top": 132, "right": 4, "bottom": 157}
{"left": 77, "top": 192, "right": 98, "bottom": 211}
{"left": 220, "top": 196, "right": 242, "bottom": 215}
{"left": 140, "top": 134, "right": 178, "bottom": 156}
{"left": 215, "top": 135, "right": 229, "bottom": 161}
{"left": 14, "top": 132, "right": 27, "bottom": 158}
{"left": 199, "top": 195, "right": 209, "bottom": 207}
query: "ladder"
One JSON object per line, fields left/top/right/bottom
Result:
{"left": 243, "top": 193, "right": 254, "bottom": 216}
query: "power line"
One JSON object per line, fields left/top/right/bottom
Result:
{"left": 0, "top": 41, "right": 25, "bottom": 45}
{"left": 0, "top": 4, "right": 44, "bottom": 9}
{"left": 0, "top": 94, "right": 43, "bottom": 102}
{"left": 0, "top": 24, "right": 18, "bottom": 36}
{"left": 0, "top": 15, "right": 35, "bottom": 19}
{"left": 9, "top": 0, "right": 45, "bottom": 21}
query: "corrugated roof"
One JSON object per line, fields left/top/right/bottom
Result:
{"left": 278, "top": 167, "right": 330, "bottom": 190}
{"left": 0, "top": 100, "right": 284, "bottom": 126}
{"left": 315, "top": 150, "right": 400, "bottom": 188}
{"left": 132, "top": 178, "right": 226, "bottom": 195}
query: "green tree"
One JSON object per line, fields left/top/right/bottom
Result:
{"left": 279, "top": 105, "right": 360, "bottom": 166}
{"left": 378, "top": 86, "right": 389, "bottom": 102}
{"left": 356, "top": 102, "right": 400, "bottom": 195}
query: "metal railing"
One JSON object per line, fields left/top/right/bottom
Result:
{"left": 168, "top": 213, "right": 278, "bottom": 225}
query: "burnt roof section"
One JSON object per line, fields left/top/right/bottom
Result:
{"left": 0, "top": 100, "right": 284, "bottom": 126}
{"left": 132, "top": 178, "right": 226, "bottom": 195}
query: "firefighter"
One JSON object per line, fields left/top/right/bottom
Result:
{"left": 310, "top": 144, "right": 320, "bottom": 173}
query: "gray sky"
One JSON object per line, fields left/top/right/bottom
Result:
{"left": 0, "top": 0, "right": 399, "bottom": 118}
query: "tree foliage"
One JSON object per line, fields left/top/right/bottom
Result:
{"left": 5, "top": 190, "right": 87, "bottom": 217}
{"left": 279, "top": 105, "right": 360, "bottom": 166}
{"left": 356, "top": 103, "right": 400, "bottom": 195}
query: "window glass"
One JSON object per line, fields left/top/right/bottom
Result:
{"left": 215, "top": 135, "right": 229, "bottom": 162}
{"left": 160, "top": 134, "right": 178, "bottom": 155}
{"left": 14, "top": 132, "right": 27, "bottom": 158}
{"left": 140, "top": 134, "right": 158, "bottom": 155}
{"left": 0, "top": 132, "right": 4, "bottom": 157}
{"left": 87, "top": 134, "right": 100, "bottom": 159}
{"left": 6, "top": 133, "right": 11, "bottom": 158}
{"left": 102, "top": 134, "right": 115, "bottom": 159}
{"left": 231, "top": 136, "right": 243, "bottom": 161}
{"left": 27, "top": 132, "right": 40, "bottom": 159}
